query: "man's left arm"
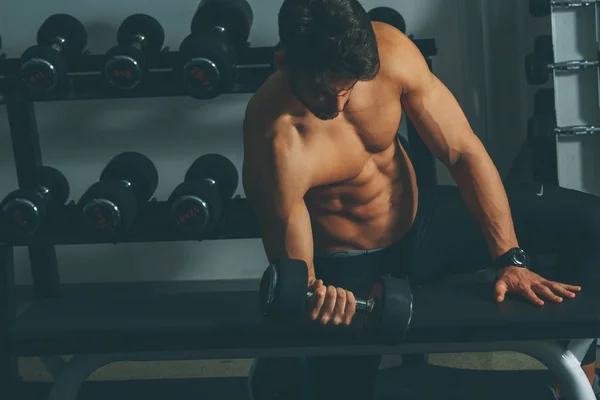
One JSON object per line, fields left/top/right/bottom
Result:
{"left": 385, "top": 28, "right": 580, "bottom": 305}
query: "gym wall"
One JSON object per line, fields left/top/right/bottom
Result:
{"left": 0, "top": 0, "right": 542, "bottom": 285}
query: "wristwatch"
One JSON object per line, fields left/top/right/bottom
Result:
{"left": 494, "top": 247, "right": 530, "bottom": 269}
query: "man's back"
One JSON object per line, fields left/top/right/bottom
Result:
{"left": 243, "top": 22, "right": 418, "bottom": 254}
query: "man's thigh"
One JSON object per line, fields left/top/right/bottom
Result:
{"left": 404, "top": 182, "right": 600, "bottom": 285}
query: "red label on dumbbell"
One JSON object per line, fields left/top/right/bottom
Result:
{"left": 174, "top": 199, "right": 209, "bottom": 232}
{"left": 21, "top": 61, "right": 56, "bottom": 92}
{"left": 189, "top": 66, "right": 211, "bottom": 87}
{"left": 105, "top": 57, "right": 141, "bottom": 90}
{"left": 91, "top": 205, "right": 110, "bottom": 231}
{"left": 2, "top": 202, "right": 39, "bottom": 234}
{"left": 182, "top": 58, "right": 220, "bottom": 96}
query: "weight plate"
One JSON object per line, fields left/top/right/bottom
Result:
{"left": 371, "top": 276, "right": 413, "bottom": 345}
{"left": 117, "top": 14, "right": 165, "bottom": 54}
{"left": 260, "top": 259, "right": 309, "bottom": 323}
{"left": 184, "top": 153, "right": 239, "bottom": 200}
{"left": 101, "top": 152, "right": 159, "bottom": 203}
{"left": 33, "top": 166, "right": 70, "bottom": 207}
{"left": 191, "top": 0, "right": 254, "bottom": 52}
{"left": 37, "top": 14, "right": 87, "bottom": 59}
{"left": 168, "top": 180, "right": 222, "bottom": 234}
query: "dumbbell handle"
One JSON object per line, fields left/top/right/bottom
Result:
{"left": 549, "top": 60, "right": 599, "bottom": 71}
{"left": 306, "top": 290, "right": 376, "bottom": 313}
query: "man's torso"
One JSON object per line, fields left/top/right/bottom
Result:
{"left": 245, "top": 24, "right": 419, "bottom": 252}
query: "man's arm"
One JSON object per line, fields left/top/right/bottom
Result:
{"left": 242, "top": 122, "right": 317, "bottom": 283}
{"left": 384, "top": 27, "right": 518, "bottom": 260}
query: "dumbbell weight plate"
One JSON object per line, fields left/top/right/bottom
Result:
{"left": 100, "top": 152, "right": 159, "bottom": 204}
{"left": 117, "top": 14, "right": 165, "bottom": 53}
{"left": 259, "top": 259, "right": 309, "bottom": 323}
{"left": 104, "top": 45, "right": 146, "bottom": 90}
{"left": 525, "top": 53, "right": 549, "bottom": 85}
{"left": 368, "top": 276, "right": 413, "bottom": 344}
{"left": 33, "top": 166, "right": 70, "bottom": 207}
{"left": 20, "top": 46, "right": 68, "bottom": 93}
{"left": 184, "top": 154, "right": 239, "bottom": 200}
{"left": 37, "top": 14, "right": 87, "bottom": 62}
{"left": 79, "top": 180, "right": 138, "bottom": 235}
{"left": 191, "top": 0, "right": 254, "bottom": 53}
{"left": 178, "top": 33, "right": 237, "bottom": 99}
{"left": 528, "top": 114, "right": 556, "bottom": 141}
{"left": 168, "top": 180, "right": 222, "bottom": 233}
{"left": 368, "top": 7, "right": 407, "bottom": 34}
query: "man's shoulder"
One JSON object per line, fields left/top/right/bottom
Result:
{"left": 372, "top": 22, "right": 430, "bottom": 91}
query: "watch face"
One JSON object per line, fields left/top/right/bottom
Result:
{"left": 510, "top": 248, "right": 530, "bottom": 266}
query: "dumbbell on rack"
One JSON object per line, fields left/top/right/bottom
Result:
{"left": 259, "top": 259, "right": 414, "bottom": 344}
{"left": 529, "top": 114, "right": 600, "bottom": 137}
{"left": 103, "top": 14, "right": 165, "bottom": 90}
{"left": 529, "top": 0, "right": 598, "bottom": 18}
{"left": 20, "top": 14, "right": 87, "bottom": 95}
{"left": 525, "top": 55, "right": 598, "bottom": 85}
{"left": 78, "top": 152, "right": 158, "bottom": 236}
{"left": 0, "top": 166, "right": 69, "bottom": 236}
{"left": 177, "top": 0, "right": 254, "bottom": 99}
{"left": 168, "top": 154, "right": 238, "bottom": 234}
{"left": 368, "top": 6, "right": 407, "bottom": 34}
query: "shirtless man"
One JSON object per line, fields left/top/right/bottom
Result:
{"left": 242, "top": 1, "right": 600, "bottom": 399}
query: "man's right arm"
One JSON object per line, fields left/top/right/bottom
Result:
{"left": 242, "top": 125, "right": 317, "bottom": 283}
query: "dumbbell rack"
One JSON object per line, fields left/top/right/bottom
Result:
{"left": 0, "top": 38, "right": 438, "bottom": 394}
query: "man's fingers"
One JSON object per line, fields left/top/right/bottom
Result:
{"left": 522, "top": 287, "right": 544, "bottom": 306}
{"left": 310, "top": 282, "right": 326, "bottom": 320}
{"left": 343, "top": 291, "right": 356, "bottom": 326}
{"left": 319, "top": 286, "right": 338, "bottom": 325}
{"left": 332, "top": 287, "right": 347, "bottom": 325}
{"left": 562, "top": 283, "right": 582, "bottom": 292}
{"left": 533, "top": 283, "right": 563, "bottom": 303}
{"left": 544, "top": 281, "right": 577, "bottom": 299}
{"left": 495, "top": 280, "right": 508, "bottom": 303}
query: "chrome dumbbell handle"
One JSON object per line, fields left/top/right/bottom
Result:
{"left": 550, "top": 60, "right": 599, "bottom": 72}
{"left": 551, "top": 0, "right": 598, "bottom": 8}
{"left": 555, "top": 125, "right": 600, "bottom": 135}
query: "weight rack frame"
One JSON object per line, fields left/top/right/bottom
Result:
{"left": 0, "top": 39, "right": 438, "bottom": 393}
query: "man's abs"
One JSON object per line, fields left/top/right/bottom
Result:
{"left": 306, "top": 136, "right": 418, "bottom": 253}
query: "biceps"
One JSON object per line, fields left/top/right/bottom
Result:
{"left": 403, "top": 76, "right": 476, "bottom": 167}
{"left": 258, "top": 200, "right": 314, "bottom": 266}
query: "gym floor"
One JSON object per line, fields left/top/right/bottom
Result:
{"left": 16, "top": 343, "right": 600, "bottom": 399}
{"left": 12, "top": 293, "right": 599, "bottom": 399}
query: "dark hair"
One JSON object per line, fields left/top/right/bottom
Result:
{"left": 278, "top": 0, "right": 380, "bottom": 92}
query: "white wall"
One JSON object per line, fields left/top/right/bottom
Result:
{"left": 552, "top": 7, "right": 600, "bottom": 194}
{"left": 0, "top": 0, "right": 531, "bottom": 285}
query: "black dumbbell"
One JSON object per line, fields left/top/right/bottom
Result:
{"left": 177, "top": 0, "right": 254, "bottom": 99}
{"left": 368, "top": 6, "right": 407, "bottom": 34}
{"left": 0, "top": 166, "right": 69, "bottom": 236}
{"left": 259, "top": 259, "right": 414, "bottom": 343}
{"left": 78, "top": 152, "right": 158, "bottom": 236}
{"left": 534, "top": 88, "right": 555, "bottom": 115}
{"left": 168, "top": 154, "right": 238, "bottom": 234}
{"left": 20, "top": 14, "right": 87, "bottom": 94}
{"left": 103, "top": 14, "right": 165, "bottom": 90}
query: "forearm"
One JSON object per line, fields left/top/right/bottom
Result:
{"left": 449, "top": 148, "right": 519, "bottom": 259}
{"left": 259, "top": 204, "right": 316, "bottom": 282}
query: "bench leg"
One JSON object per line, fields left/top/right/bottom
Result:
{"left": 515, "top": 340, "right": 596, "bottom": 400}
{"left": 47, "top": 354, "right": 118, "bottom": 400}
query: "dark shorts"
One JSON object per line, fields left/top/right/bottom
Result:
{"left": 252, "top": 182, "right": 600, "bottom": 400}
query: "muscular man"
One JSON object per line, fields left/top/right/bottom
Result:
{"left": 242, "top": 1, "right": 600, "bottom": 399}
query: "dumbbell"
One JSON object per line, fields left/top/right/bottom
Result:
{"left": 528, "top": 114, "right": 556, "bottom": 140}
{"left": 534, "top": 88, "right": 555, "bottom": 115}
{"left": 168, "top": 154, "right": 238, "bottom": 234}
{"left": 20, "top": 14, "right": 87, "bottom": 94}
{"left": 525, "top": 53, "right": 598, "bottom": 85}
{"left": 177, "top": 0, "right": 254, "bottom": 99}
{"left": 78, "top": 152, "right": 158, "bottom": 236}
{"left": 103, "top": 14, "right": 165, "bottom": 90}
{"left": 259, "top": 259, "right": 414, "bottom": 343}
{"left": 368, "top": 6, "right": 407, "bottom": 34}
{"left": 0, "top": 166, "right": 69, "bottom": 236}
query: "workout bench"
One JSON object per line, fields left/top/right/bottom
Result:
{"left": 7, "top": 277, "right": 600, "bottom": 399}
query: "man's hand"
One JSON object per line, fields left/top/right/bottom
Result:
{"left": 495, "top": 266, "right": 582, "bottom": 306}
{"left": 308, "top": 279, "right": 356, "bottom": 326}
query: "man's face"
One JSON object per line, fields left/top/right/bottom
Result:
{"left": 288, "top": 70, "right": 357, "bottom": 120}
